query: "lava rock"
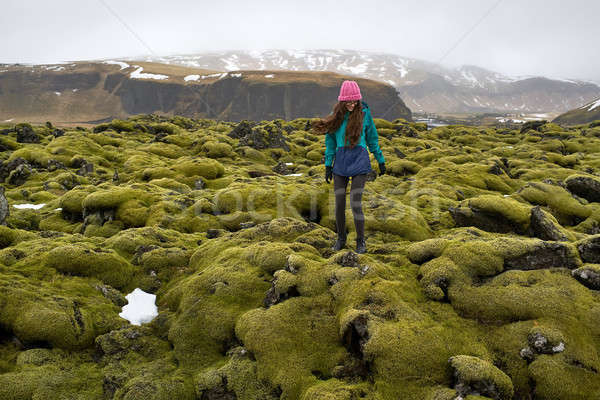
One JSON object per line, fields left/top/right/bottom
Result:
{"left": 530, "top": 206, "right": 569, "bottom": 241}
{"left": 565, "top": 175, "right": 600, "bottom": 203}
{"left": 7, "top": 163, "right": 33, "bottom": 186}
{"left": 504, "top": 241, "right": 580, "bottom": 270}
{"left": 572, "top": 266, "right": 600, "bottom": 290}
{"left": 577, "top": 235, "right": 600, "bottom": 263}
{"left": 16, "top": 124, "right": 40, "bottom": 143}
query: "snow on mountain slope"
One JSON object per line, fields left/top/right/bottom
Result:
{"left": 132, "top": 49, "right": 600, "bottom": 114}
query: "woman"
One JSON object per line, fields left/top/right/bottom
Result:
{"left": 312, "top": 80, "right": 386, "bottom": 254}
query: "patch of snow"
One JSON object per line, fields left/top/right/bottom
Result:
{"left": 45, "top": 65, "right": 65, "bottom": 71}
{"left": 13, "top": 203, "right": 46, "bottom": 210}
{"left": 72, "top": 88, "right": 79, "bottom": 92}
{"left": 54, "top": 207, "right": 62, "bottom": 211}
{"left": 200, "top": 73, "right": 223, "bottom": 79}
{"left": 230, "top": 73, "right": 242, "bottom": 78}
{"left": 104, "top": 60, "right": 130, "bottom": 70}
{"left": 285, "top": 173, "right": 302, "bottom": 176}
{"left": 264, "top": 74, "right": 274, "bottom": 78}
{"left": 184, "top": 74, "right": 200, "bottom": 82}
{"left": 587, "top": 99, "right": 600, "bottom": 112}
{"left": 221, "top": 57, "right": 240, "bottom": 71}
{"left": 4, "top": 118, "right": 13, "bottom": 122}
{"left": 552, "top": 342, "right": 565, "bottom": 353}
{"left": 130, "top": 66, "right": 168, "bottom": 80}
{"left": 119, "top": 288, "right": 158, "bottom": 326}
{"left": 54, "top": 92, "right": 61, "bottom": 96}
{"left": 285, "top": 162, "right": 294, "bottom": 166}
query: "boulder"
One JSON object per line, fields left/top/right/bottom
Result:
{"left": 572, "top": 265, "right": 600, "bottom": 290}
{"left": 7, "top": 163, "right": 33, "bottom": 186}
{"left": 577, "top": 235, "right": 600, "bottom": 263}
{"left": 529, "top": 206, "right": 569, "bottom": 241}
{"left": 16, "top": 124, "right": 40, "bottom": 143}
{"left": 565, "top": 175, "right": 600, "bottom": 203}
{"left": 504, "top": 241, "right": 581, "bottom": 271}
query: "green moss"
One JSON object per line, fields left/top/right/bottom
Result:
{"left": 201, "top": 141, "right": 234, "bottom": 158}
{"left": 528, "top": 355, "right": 600, "bottom": 399}
{"left": 517, "top": 182, "right": 591, "bottom": 225}
{"left": 45, "top": 244, "right": 136, "bottom": 289}
{"left": 388, "top": 159, "right": 421, "bottom": 175}
{"left": 236, "top": 295, "right": 347, "bottom": 399}
{"left": 448, "top": 355, "right": 514, "bottom": 400}
{"left": 173, "top": 157, "right": 225, "bottom": 179}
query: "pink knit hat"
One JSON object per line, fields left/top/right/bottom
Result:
{"left": 338, "top": 80, "right": 362, "bottom": 101}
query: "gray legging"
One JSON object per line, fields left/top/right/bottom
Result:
{"left": 333, "top": 173, "right": 368, "bottom": 240}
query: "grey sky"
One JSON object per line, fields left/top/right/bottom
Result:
{"left": 2, "top": 0, "right": 599, "bottom": 81}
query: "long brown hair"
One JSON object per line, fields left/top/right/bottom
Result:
{"left": 312, "top": 100, "right": 364, "bottom": 148}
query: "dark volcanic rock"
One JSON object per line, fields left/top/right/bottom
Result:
{"left": 0, "top": 157, "right": 29, "bottom": 183}
{"left": 342, "top": 313, "right": 370, "bottom": 357}
{"left": 16, "top": 124, "right": 40, "bottom": 143}
{"left": 448, "top": 204, "right": 527, "bottom": 235}
{"left": 577, "top": 235, "right": 600, "bottom": 263}
{"left": 530, "top": 206, "right": 569, "bottom": 241}
{"left": 229, "top": 122, "right": 290, "bottom": 151}
{"left": 520, "top": 120, "right": 548, "bottom": 134}
{"left": 565, "top": 175, "right": 600, "bottom": 203}
{"left": 504, "top": 241, "right": 580, "bottom": 270}
{"left": 7, "top": 163, "right": 33, "bottom": 186}
{"left": 572, "top": 266, "right": 600, "bottom": 290}
{"left": 198, "top": 375, "right": 237, "bottom": 400}
{"left": 263, "top": 276, "right": 300, "bottom": 308}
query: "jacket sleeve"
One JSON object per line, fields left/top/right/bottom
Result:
{"left": 365, "top": 110, "right": 385, "bottom": 164}
{"left": 324, "top": 132, "right": 336, "bottom": 167}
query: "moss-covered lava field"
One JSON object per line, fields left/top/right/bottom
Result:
{"left": 0, "top": 115, "right": 600, "bottom": 399}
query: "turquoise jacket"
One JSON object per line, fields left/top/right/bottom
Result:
{"left": 324, "top": 101, "right": 385, "bottom": 177}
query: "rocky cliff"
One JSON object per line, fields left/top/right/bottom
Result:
{"left": 0, "top": 61, "right": 412, "bottom": 124}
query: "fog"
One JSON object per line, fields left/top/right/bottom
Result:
{"left": 1, "top": 0, "right": 598, "bottom": 81}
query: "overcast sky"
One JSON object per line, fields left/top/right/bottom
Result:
{"left": 2, "top": 0, "right": 599, "bottom": 81}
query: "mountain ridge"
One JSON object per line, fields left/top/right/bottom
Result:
{"left": 125, "top": 48, "right": 600, "bottom": 114}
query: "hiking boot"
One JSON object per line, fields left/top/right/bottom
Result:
{"left": 356, "top": 237, "right": 366, "bottom": 254}
{"left": 331, "top": 235, "right": 347, "bottom": 251}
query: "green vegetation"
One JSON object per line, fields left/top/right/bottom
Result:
{"left": 0, "top": 116, "right": 599, "bottom": 399}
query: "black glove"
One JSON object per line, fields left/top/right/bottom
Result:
{"left": 378, "top": 162, "right": 386, "bottom": 176}
{"left": 325, "top": 166, "right": 333, "bottom": 183}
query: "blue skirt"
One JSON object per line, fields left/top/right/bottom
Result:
{"left": 332, "top": 146, "right": 373, "bottom": 177}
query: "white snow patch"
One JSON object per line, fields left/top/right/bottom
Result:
{"left": 45, "top": 65, "right": 65, "bottom": 71}
{"left": 587, "top": 99, "right": 600, "bottom": 112}
{"left": 72, "top": 88, "right": 79, "bottom": 92}
{"left": 13, "top": 203, "right": 46, "bottom": 210}
{"left": 4, "top": 118, "right": 13, "bottom": 122}
{"left": 552, "top": 342, "right": 565, "bottom": 353}
{"left": 119, "top": 288, "right": 158, "bottom": 326}
{"left": 230, "top": 73, "right": 242, "bottom": 78}
{"left": 285, "top": 173, "right": 302, "bottom": 176}
{"left": 285, "top": 162, "right": 294, "bottom": 166}
{"left": 54, "top": 207, "right": 62, "bottom": 211}
{"left": 103, "top": 60, "right": 130, "bottom": 70}
{"left": 54, "top": 91, "right": 61, "bottom": 96}
{"left": 184, "top": 74, "right": 200, "bottom": 82}
{"left": 264, "top": 74, "right": 274, "bottom": 78}
{"left": 130, "top": 66, "right": 168, "bottom": 80}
